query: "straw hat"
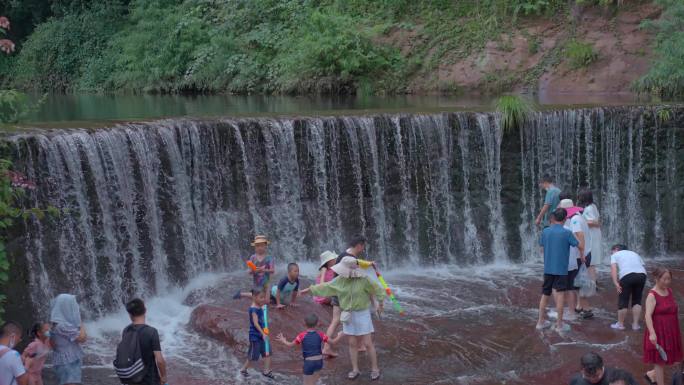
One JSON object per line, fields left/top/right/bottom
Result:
{"left": 251, "top": 235, "right": 270, "bottom": 246}
{"left": 319, "top": 250, "right": 338, "bottom": 270}
{"left": 331, "top": 256, "right": 363, "bottom": 278}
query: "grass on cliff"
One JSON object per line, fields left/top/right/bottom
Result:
{"left": 634, "top": 0, "right": 684, "bottom": 98}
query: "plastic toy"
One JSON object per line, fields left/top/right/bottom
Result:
{"left": 373, "top": 266, "right": 405, "bottom": 316}
{"left": 246, "top": 260, "right": 257, "bottom": 272}
{"left": 262, "top": 304, "right": 271, "bottom": 356}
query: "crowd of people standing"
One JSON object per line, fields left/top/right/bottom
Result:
{"left": 534, "top": 175, "right": 682, "bottom": 385}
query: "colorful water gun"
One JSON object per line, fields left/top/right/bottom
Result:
{"left": 262, "top": 304, "right": 270, "bottom": 356}
{"left": 246, "top": 260, "right": 257, "bottom": 272}
{"left": 357, "top": 259, "right": 374, "bottom": 269}
{"left": 373, "top": 266, "right": 405, "bottom": 316}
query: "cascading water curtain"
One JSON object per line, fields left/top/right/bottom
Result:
{"left": 5, "top": 106, "right": 682, "bottom": 316}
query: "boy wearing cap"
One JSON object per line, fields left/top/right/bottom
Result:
{"left": 248, "top": 235, "right": 275, "bottom": 289}
{"left": 559, "top": 198, "right": 594, "bottom": 318}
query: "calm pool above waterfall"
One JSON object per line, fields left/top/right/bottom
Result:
{"left": 15, "top": 92, "right": 663, "bottom": 125}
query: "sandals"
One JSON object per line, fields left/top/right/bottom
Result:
{"left": 239, "top": 369, "right": 249, "bottom": 377}
{"left": 348, "top": 371, "right": 361, "bottom": 380}
{"left": 262, "top": 370, "right": 275, "bottom": 379}
{"left": 370, "top": 371, "right": 381, "bottom": 381}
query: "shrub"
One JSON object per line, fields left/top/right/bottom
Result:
{"left": 634, "top": 0, "right": 684, "bottom": 98}
{"left": 10, "top": 2, "right": 126, "bottom": 91}
{"left": 494, "top": 94, "right": 535, "bottom": 132}
{"left": 565, "top": 39, "right": 598, "bottom": 69}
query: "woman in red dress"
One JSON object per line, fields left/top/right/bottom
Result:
{"left": 644, "top": 267, "right": 682, "bottom": 385}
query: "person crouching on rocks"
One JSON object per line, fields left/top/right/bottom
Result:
{"left": 300, "top": 256, "right": 386, "bottom": 381}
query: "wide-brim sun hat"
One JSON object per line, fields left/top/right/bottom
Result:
{"left": 251, "top": 235, "right": 270, "bottom": 246}
{"left": 558, "top": 199, "right": 574, "bottom": 209}
{"left": 319, "top": 250, "right": 338, "bottom": 269}
{"left": 331, "top": 256, "right": 364, "bottom": 278}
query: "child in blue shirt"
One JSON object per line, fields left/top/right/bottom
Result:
{"left": 271, "top": 263, "right": 300, "bottom": 309}
{"left": 277, "top": 314, "right": 344, "bottom": 385}
{"left": 240, "top": 288, "right": 274, "bottom": 379}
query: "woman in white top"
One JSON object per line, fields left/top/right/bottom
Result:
{"left": 610, "top": 244, "right": 647, "bottom": 331}
{"left": 579, "top": 189, "right": 602, "bottom": 277}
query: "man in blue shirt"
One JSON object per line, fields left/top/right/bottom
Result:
{"left": 535, "top": 175, "right": 562, "bottom": 227}
{"left": 537, "top": 208, "right": 579, "bottom": 332}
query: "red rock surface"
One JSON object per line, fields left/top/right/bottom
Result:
{"left": 190, "top": 261, "right": 684, "bottom": 385}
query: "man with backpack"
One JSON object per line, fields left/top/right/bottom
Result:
{"left": 114, "top": 299, "right": 167, "bottom": 385}
{"left": 0, "top": 321, "right": 28, "bottom": 385}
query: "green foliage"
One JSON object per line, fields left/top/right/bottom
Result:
{"left": 657, "top": 107, "right": 672, "bottom": 124}
{"left": 10, "top": 2, "right": 126, "bottom": 91}
{"left": 494, "top": 95, "right": 535, "bottom": 132}
{"left": 634, "top": 0, "right": 684, "bottom": 98}
{"left": 565, "top": 39, "right": 598, "bottom": 69}
{"left": 0, "top": 89, "right": 45, "bottom": 123}
{"left": 514, "top": 0, "right": 550, "bottom": 17}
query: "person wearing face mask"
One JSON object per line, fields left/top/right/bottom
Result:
{"left": 0, "top": 321, "right": 28, "bottom": 385}
{"left": 21, "top": 322, "right": 52, "bottom": 385}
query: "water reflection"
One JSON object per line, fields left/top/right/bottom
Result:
{"left": 25, "top": 92, "right": 663, "bottom": 124}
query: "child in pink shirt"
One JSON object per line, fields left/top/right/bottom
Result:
{"left": 22, "top": 322, "right": 51, "bottom": 385}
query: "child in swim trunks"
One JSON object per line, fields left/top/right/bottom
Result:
{"left": 276, "top": 314, "right": 344, "bottom": 385}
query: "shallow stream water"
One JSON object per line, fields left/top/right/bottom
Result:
{"left": 36, "top": 257, "right": 684, "bottom": 385}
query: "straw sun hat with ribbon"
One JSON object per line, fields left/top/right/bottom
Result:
{"left": 319, "top": 250, "right": 338, "bottom": 269}
{"left": 251, "top": 235, "right": 270, "bottom": 246}
{"left": 331, "top": 256, "right": 364, "bottom": 278}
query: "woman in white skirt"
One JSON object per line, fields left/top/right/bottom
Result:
{"left": 579, "top": 189, "right": 603, "bottom": 278}
{"left": 302, "top": 256, "right": 386, "bottom": 381}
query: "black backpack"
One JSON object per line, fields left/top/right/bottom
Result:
{"left": 113, "top": 324, "right": 148, "bottom": 384}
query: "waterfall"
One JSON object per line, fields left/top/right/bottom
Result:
{"left": 5, "top": 106, "right": 682, "bottom": 317}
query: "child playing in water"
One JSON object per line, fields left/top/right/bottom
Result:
{"left": 314, "top": 251, "right": 338, "bottom": 306}
{"left": 271, "top": 263, "right": 300, "bottom": 309}
{"left": 240, "top": 288, "right": 274, "bottom": 379}
{"left": 21, "top": 322, "right": 51, "bottom": 385}
{"left": 248, "top": 235, "right": 275, "bottom": 289}
{"left": 276, "top": 314, "right": 344, "bottom": 385}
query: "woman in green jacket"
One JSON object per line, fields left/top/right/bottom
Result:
{"left": 301, "top": 256, "right": 386, "bottom": 381}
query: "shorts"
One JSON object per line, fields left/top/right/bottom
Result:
{"left": 618, "top": 272, "right": 647, "bottom": 309}
{"left": 341, "top": 308, "right": 374, "bottom": 336}
{"left": 330, "top": 296, "right": 340, "bottom": 307}
{"left": 303, "top": 359, "right": 324, "bottom": 375}
{"left": 568, "top": 268, "right": 579, "bottom": 291}
{"left": 248, "top": 339, "right": 267, "bottom": 361}
{"left": 54, "top": 359, "right": 82, "bottom": 385}
{"left": 542, "top": 274, "right": 568, "bottom": 296}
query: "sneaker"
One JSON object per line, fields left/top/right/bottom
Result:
{"left": 611, "top": 322, "right": 626, "bottom": 330}
{"left": 536, "top": 320, "right": 552, "bottom": 330}
{"left": 632, "top": 324, "right": 641, "bottom": 331}
{"left": 580, "top": 310, "right": 594, "bottom": 319}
